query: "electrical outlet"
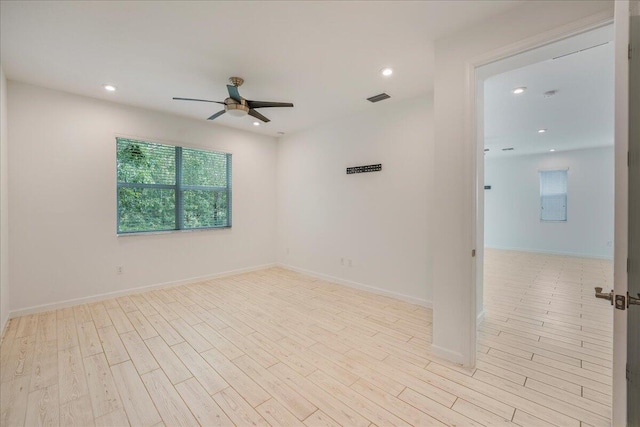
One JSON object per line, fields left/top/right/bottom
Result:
{"left": 341, "top": 258, "right": 345, "bottom": 266}
{"left": 116, "top": 266, "right": 123, "bottom": 274}
{"left": 348, "top": 259, "right": 353, "bottom": 267}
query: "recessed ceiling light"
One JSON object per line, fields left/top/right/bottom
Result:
{"left": 512, "top": 87, "right": 526, "bottom": 94}
{"left": 381, "top": 68, "right": 393, "bottom": 77}
{"left": 103, "top": 84, "right": 117, "bottom": 92}
{"left": 549, "top": 149, "right": 556, "bottom": 152}
{"left": 538, "top": 129, "right": 547, "bottom": 133}
{"left": 252, "top": 121, "right": 260, "bottom": 126}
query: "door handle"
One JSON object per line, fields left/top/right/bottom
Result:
{"left": 594, "top": 288, "right": 640, "bottom": 309}
{"left": 594, "top": 287, "right": 614, "bottom": 305}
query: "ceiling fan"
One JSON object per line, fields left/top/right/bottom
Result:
{"left": 173, "top": 77, "right": 293, "bottom": 123}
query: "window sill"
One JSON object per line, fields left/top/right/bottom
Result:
{"left": 117, "top": 226, "right": 231, "bottom": 237}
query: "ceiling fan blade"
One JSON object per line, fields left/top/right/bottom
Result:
{"left": 173, "top": 97, "right": 225, "bottom": 104}
{"left": 248, "top": 109, "right": 270, "bottom": 123}
{"left": 247, "top": 100, "right": 294, "bottom": 109}
{"left": 207, "top": 110, "right": 226, "bottom": 120}
{"left": 227, "top": 85, "right": 242, "bottom": 102}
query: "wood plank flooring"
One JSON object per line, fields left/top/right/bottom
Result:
{"left": 0, "top": 249, "right": 613, "bottom": 426}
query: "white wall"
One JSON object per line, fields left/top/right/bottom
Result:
{"left": 276, "top": 95, "right": 434, "bottom": 305}
{"left": 0, "top": 67, "right": 9, "bottom": 333}
{"left": 485, "top": 147, "right": 614, "bottom": 258}
{"left": 7, "top": 81, "right": 278, "bottom": 314}
{"left": 432, "top": 1, "right": 613, "bottom": 365}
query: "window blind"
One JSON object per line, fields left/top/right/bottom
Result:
{"left": 116, "top": 138, "right": 232, "bottom": 234}
{"left": 539, "top": 169, "right": 567, "bottom": 222}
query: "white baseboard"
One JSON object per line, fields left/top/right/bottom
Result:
{"left": 431, "top": 312, "right": 482, "bottom": 367}
{"left": 9, "top": 261, "right": 431, "bottom": 324}
{"left": 8, "top": 263, "right": 277, "bottom": 318}
{"left": 0, "top": 313, "right": 10, "bottom": 345}
{"left": 485, "top": 245, "right": 613, "bottom": 261}
{"left": 430, "top": 344, "right": 467, "bottom": 366}
{"left": 277, "top": 263, "right": 432, "bottom": 309}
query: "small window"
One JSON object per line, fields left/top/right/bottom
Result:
{"left": 539, "top": 169, "right": 567, "bottom": 222}
{"left": 117, "top": 137, "right": 232, "bottom": 234}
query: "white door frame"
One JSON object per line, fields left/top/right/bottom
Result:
{"left": 612, "top": 2, "right": 630, "bottom": 425}
{"left": 467, "top": 8, "right": 626, "bottom": 426}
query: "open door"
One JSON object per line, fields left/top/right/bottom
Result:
{"left": 628, "top": 12, "right": 640, "bottom": 426}
{"left": 613, "top": 1, "right": 638, "bottom": 425}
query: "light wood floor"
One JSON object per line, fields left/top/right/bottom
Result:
{"left": 0, "top": 249, "right": 613, "bottom": 426}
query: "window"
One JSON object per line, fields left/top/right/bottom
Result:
{"left": 117, "top": 137, "right": 231, "bottom": 234}
{"left": 539, "top": 169, "right": 567, "bottom": 222}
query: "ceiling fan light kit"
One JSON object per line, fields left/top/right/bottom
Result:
{"left": 173, "top": 76, "right": 294, "bottom": 124}
{"left": 225, "top": 99, "right": 249, "bottom": 117}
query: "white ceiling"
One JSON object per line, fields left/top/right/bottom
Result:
{"left": 483, "top": 25, "right": 614, "bottom": 158}
{"left": 0, "top": 1, "right": 520, "bottom": 136}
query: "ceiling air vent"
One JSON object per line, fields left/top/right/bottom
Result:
{"left": 502, "top": 147, "right": 514, "bottom": 151}
{"left": 367, "top": 93, "right": 391, "bottom": 103}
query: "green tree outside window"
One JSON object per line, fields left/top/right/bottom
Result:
{"left": 117, "top": 138, "right": 232, "bottom": 233}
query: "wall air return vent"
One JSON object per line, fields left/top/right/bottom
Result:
{"left": 367, "top": 93, "right": 391, "bottom": 103}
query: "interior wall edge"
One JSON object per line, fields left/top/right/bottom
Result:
{"left": 277, "top": 262, "right": 433, "bottom": 309}
{"left": 433, "top": 1, "right": 614, "bottom": 367}
{"left": 7, "top": 262, "right": 276, "bottom": 319}
{"left": 0, "top": 65, "right": 9, "bottom": 337}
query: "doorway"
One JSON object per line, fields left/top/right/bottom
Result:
{"left": 477, "top": 25, "right": 616, "bottom": 426}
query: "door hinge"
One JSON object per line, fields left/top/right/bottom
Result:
{"left": 628, "top": 257, "right": 631, "bottom": 273}
{"left": 630, "top": 43, "right": 633, "bottom": 60}
{"left": 627, "top": 364, "right": 631, "bottom": 381}
{"left": 472, "top": 249, "right": 476, "bottom": 257}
